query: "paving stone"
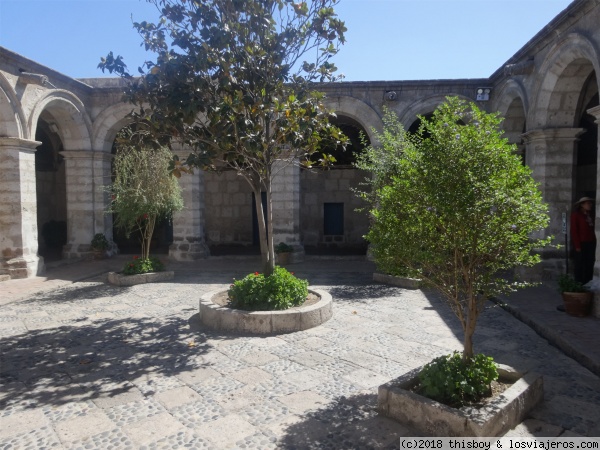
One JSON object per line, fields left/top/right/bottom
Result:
{"left": 342, "top": 368, "right": 392, "bottom": 389}
{"left": 289, "top": 350, "right": 334, "bottom": 367}
{"left": 240, "top": 350, "right": 279, "bottom": 366}
{"left": 277, "top": 390, "right": 331, "bottom": 414}
{"left": 230, "top": 366, "right": 273, "bottom": 385}
{"left": 194, "top": 414, "right": 258, "bottom": 447}
{"left": 175, "top": 366, "right": 221, "bottom": 385}
{"left": 153, "top": 385, "right": 203, "bottom": 410}
{"left": 54, "top": 410, "right": 116, "bottom": 445}
{"left": 122, "top": 412, "right": 189, "bottom": 447}
{"left": 0, "top": 408, "right": 50, "bottom": 439}
{"left": 91, "top": 384, "right": 146, "bottom": 409}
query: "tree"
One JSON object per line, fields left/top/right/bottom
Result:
{"left": 356, "top": 97, "right": 552, "bottom": 361}
{"left": 109, "top": 129, "right": 184, "bottom": 260}
{"left": 99, "top": 0, "right": 347, "bottom": 275}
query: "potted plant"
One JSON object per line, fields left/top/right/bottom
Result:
{"left": 557, "top": 274, "right": 592, "bottom": 317}
{"left": 275, "top": 242, "right": 293, "bottom": 265}
{"left": 90, "top": 233, "right": 109, "bottom": 259}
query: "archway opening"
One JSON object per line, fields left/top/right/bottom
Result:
{"left": 301, "top": 115, "right": 371, "bottom": 255}
{"left": 35, "top": 115, "right": 67, "bottom": 262}
{"left": 575, "top": 73, "right": 599, "bottom": 201}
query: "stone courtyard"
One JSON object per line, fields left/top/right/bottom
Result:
{"left": 1, "top": 257, "right": 599, "bottom": 449}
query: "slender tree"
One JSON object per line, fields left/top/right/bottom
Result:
{"left": 356, "top": 98, "right": 552, "bottom": 361}
{"left": 109, "top": 129, "right": 184, "bottom": 260}
{"left": 99, "top": 0, "right": 347, "bottom": 275}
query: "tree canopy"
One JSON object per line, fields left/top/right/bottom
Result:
{"left": 356, "top": 97, "right": 552, "bottom": 360}
{"left": 108, "top": 129, "right": 184, "bottom": 260}
{"left": 99, "top": 0, "right": 348, "bottom": 274}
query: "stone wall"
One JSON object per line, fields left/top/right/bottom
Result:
{"left": 300, "top": 168, "right": 369, "bottom": 252}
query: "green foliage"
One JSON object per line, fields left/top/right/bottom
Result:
{"left": 418, "top": 352, "right": 498, "bottom": 407}
{"left": 228, "top": 266, "right": 308, "bottom": 311}
{"left": 275, "top": 242, "right": 294, "bottom": 254}
{"left": 99, "top": 0, "right": 348, "bottom": 275}
{"left": 91, "top": 233, "right": 109, "bottom": 251}
{"left": 122, "top": 256, "right": 165, "bottom": 275}
{"left": 557, "top": 274, "right": 589, "bottom": 293}
{"left": 108, "top": 129, "right": 183, "bottom": 259}
{"left": 355, "top": 98, "right": 552, "bottom": 359}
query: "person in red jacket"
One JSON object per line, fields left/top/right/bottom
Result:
{"left": 570, "top": 197, "right": 596, "bottom": 284}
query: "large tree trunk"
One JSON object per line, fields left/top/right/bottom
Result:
{"left": 253, "top": 188, "right": 270, "bottom": 274}
{"left": 265, "top": 181, "right": 275, "bottom": 276}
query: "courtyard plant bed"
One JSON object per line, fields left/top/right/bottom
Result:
{"left": 373, "top": 272, "right": 421, "bottom": 289}
{"left": 199, "top": 288, "right": 332, "bottom": 334}
{"left": 378, "top": 363, "right": 543, "bottom": 437}
{"left": 107, "top": 256, "right": 173, "bottom": 286}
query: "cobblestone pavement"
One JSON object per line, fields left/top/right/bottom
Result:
{"left": 1, "top": 257, "right": 600, "bottom": 449}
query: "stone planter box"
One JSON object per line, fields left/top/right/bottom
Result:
{"left": 108, "top": 271, "right": 174, "bottom": 287}
{"left": 378, "top": 364, "right": 543, "bottom": 437}
{"left": 373, "top": 272, "right": 421, "bottom": 289}
{"left": 199, "top": 289, "right": 332, "bottom": 334}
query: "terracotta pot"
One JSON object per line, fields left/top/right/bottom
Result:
{"left": 277, "top": 252, "right": 291, "bottom": 265}
{"left": 561, "top": 292, "right": 593, "bottom": 317}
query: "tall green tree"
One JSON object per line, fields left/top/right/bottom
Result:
{"left": 356, "top": 98, "right": 552, "bottom": 361}
{"left": 99, "top": 0, "right": 347, "bottom": 275}
{"left": 109, "top": 130, "right": 184, "bottom": 260}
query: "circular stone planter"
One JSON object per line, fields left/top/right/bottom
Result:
{"left": 108, "top": 271, "right": 174, "bottom": 287}
{"left": 199, "top": 289, "right": 332, "bottom": 334}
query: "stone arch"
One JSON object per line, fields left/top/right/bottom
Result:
{"left": 92, "top": 102, "right": 135, "bottom": 153}
{"left": 398, "top": 94, "right": 473, "bottom": 130}
{"left": 530, "top": 33, "right": 600, "bottom": 128}
{"left": 28, "top": 90, "right": 93, "bottom": 151}
{"left": 0, "top": 73, "right": 26, "bottom": 138}
{"left": 492, "top": 80, "right": 528, "bottom": 158}
{"left": 323, "top": 96, "right": 382, "bottom": 145}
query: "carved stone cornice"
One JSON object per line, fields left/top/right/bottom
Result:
{"left": 0, "top": 137, "right": 41, "bottom": 152}
{"left": 521, "top": 127, "right": 586, "bottom": 144}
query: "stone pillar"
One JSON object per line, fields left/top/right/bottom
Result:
{"left": 521, "top": 128, "right": 585, "bottom": 279}
{"left": 272, "top": 160, "right": 305, "bottom": 263}
{"left": 0, "top": 137, "right": 45, "bottom": 278}
{"left": 60, "top": 150, "right": 96, "bottom": 259}
{"left": 92, "top": 151, "right": 118, "bottom": 255}
{"left": 583, "top": 105, "right": 600, "bottom": 318}
{"left": 169, "top": 166, "right": 210, "bottom": 261}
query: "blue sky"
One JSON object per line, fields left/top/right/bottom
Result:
{"left": 0, "top": 0, "right": 573, "bottom": 81}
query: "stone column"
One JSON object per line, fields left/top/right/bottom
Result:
{"left": 584, "top": 105, "right": 600, "bottom": 318}
{"left": 521, "top": 128, "right": 585, "bottom": 279}
{"left": 272, "top": 160, "right": 304, "bottom": 263}
{"left": 92, "top": 151, "right": 118, "bottom": 255}
{"left": 0, "top": 137, "right": 45, "bottom": 278}
{"left": 169, "top": 163, "right": 210, "bottom": 261}
{"left": 60, "top": 150, "right": 96, "bottom": 259}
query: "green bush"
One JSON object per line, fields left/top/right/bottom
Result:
{"left": 557, "top": 274, "right": 588, "bottom": 293}
{"left": 122, "top": 256, "right": 164, "bottom": 275}
{"left": 91, "top": 233, "right": 109, "bottom": 251}
{"left": 418, "top": 352, "right": 498, "bottom": 407}
{"left": 228, "top": 266, "right": 309, "bottom": 311}
{"left": 275, "top": 242, "right": 294, "bottom": 254}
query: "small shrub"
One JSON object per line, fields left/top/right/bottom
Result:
{"left": 418, "top": 352, "right": 498, "bottom": 407}
{"left": 122, "top": 256, "right": 164, "bottom": 275}
{"left": 275, "top": 242, "right": 294, "bottom": 254}
{"left": 228, "top": 266, "right": 308, "bottom": 311}
{"left": 91, "top": 233, "right": 109, "bottom": 251}
{"left": 557, "top": 274, "right": 588, "bottom": 293}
